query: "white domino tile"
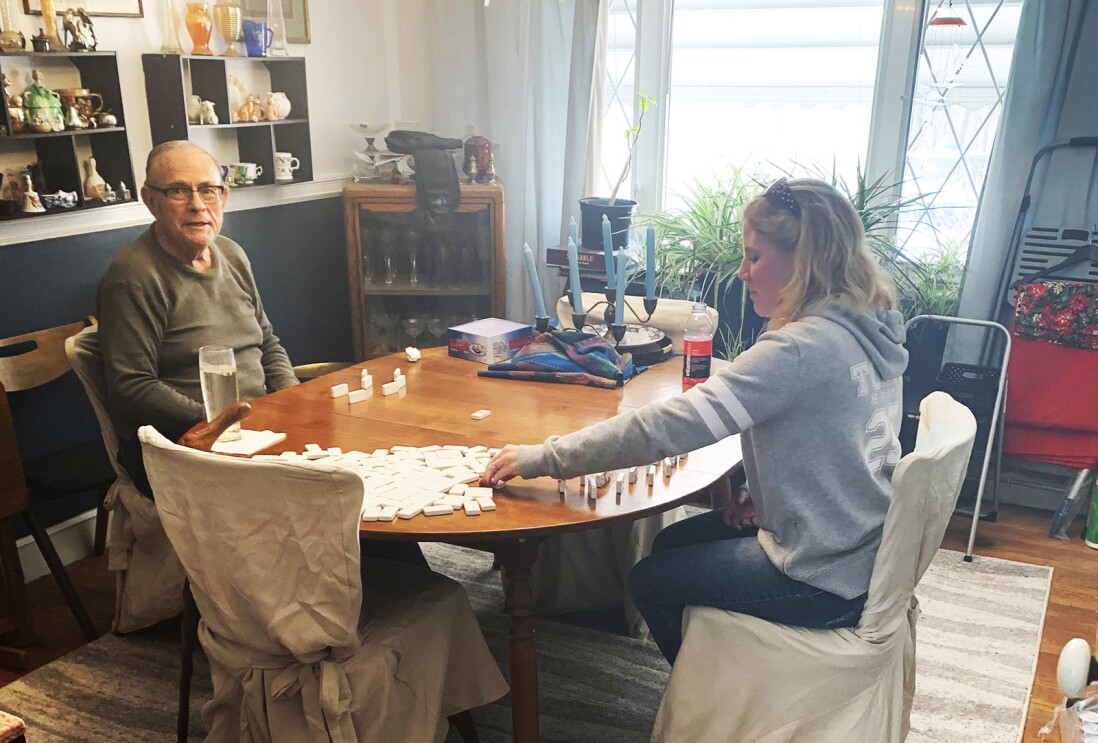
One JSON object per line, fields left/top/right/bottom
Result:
{"left": 330, "top": 383, "right": 349, "bottom": 398}
{"left": 348, "top": 389, "right": 369, "bottom": 404}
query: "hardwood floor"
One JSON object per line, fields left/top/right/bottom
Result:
{"left": 0, "top": 504, "right": 1095, "bottom": 742}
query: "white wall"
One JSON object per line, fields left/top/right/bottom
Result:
{"left": 1, "top": 0, "right": 435, "bottom": 246}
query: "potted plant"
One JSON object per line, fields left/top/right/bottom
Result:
{"left": 579, "top": 92, "right": 656, "bottom": 251}
{"left": 638, "top": 168, "right": 763, "bottom": 358}
{"left": 641, "top": 163, "right": 962, "bottom": 360}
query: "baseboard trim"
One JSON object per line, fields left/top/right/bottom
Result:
{"left": 15, "top": 509, "right": 98, "bottom": 584}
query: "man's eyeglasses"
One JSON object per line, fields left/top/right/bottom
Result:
{"left": 146, "top": 183, "right": 227, "bottom": 204}
{"left": 763, "top": 178, "right": 801, "bottom": 218}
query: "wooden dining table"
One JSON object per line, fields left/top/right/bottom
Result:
{"left": 241, "top": 347, "right": 743, "bottom": 743}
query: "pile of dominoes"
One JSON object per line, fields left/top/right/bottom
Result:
{"left": 251, "top": 443, "right": 499, "bottom": 521}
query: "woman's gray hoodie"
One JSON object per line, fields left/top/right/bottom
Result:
{"left": 517, "top": 304, "right": 908, "bottom": 600}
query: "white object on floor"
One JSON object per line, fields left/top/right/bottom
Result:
{"left": 212, "top": 429, "right": 287, "bottom": 456}
{"left": 331, "top": 383, "right": 349, "bottom": 398}
{"left": 405, "top": 347, "right": 421, "bottom": 362}
{"left": 470, "top": 409, "right": 491, "bottom": 420}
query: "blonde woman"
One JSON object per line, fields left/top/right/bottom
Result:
{"left": 483, "top": 178, "right": 907, "bottom": 664}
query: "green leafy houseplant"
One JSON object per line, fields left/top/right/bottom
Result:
{"left": 640, "top": 163, "right": 963, "bottom": 359}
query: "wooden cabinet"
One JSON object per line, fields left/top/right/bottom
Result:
{"left": 343, "top": 182, "right": 506, "bottom": 360}
{"left": 141, "top": 54, "right": 312, "bottom": 185}
{"left": 1, "top": 51, "right": 135, "bottom": 221}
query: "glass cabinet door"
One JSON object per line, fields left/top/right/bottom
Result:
{"left": 349, "top": 186, "right": 502, "bottom": 357}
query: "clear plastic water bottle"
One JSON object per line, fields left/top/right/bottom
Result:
{"left": 682, "top": 302, "right": 715, "bottom": 387}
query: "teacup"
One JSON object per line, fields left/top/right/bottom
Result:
{"left": 230, "top": 162, "right": 262, "bottom": 184}
{"left": 274, "top": 151, "right": 300, "bottom": 182}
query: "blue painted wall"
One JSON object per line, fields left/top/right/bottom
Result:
{"left": 1, "top": 195, "right": 352, "bottom": 529}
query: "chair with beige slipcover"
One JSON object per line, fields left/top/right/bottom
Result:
{"left": 138, "top": 424, "right": 509, "bottom": 743}
{"left": 65, "top": 325, "right": 186, "bottom": 632}
{"left": 650, "top": 391, "right": 977, "bottom": 742}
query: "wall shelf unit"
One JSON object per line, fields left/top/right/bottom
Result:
{"left": 141, "top": 54, "right": 312, "bottom": 186}
{"left": 1, "top": 51, "right": 135, "bottom": 221}
{"left": 343, "top": 182, "right": 506, "bottom": 360}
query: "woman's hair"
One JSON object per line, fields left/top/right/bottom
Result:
{"left": 743, "top": 177, "right": 895, "bottom": 329}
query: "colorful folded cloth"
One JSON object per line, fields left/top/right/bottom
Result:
{"left": 1014, "top": 281, "right": 1098, "bottom": 350}
{"left": 477, "top": 329, "right": 634, "bottom": 388}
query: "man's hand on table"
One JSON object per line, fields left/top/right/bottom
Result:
{"left": 482, "top": 444, "right": 521, "bottom": 486}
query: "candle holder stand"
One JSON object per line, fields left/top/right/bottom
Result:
{"left": 610, "top": 323, "right": 627, "bottom": 346}
{"left": 556, "top": 285, "right": 669, "bottom": 364}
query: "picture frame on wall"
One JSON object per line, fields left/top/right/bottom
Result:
{"left": 23, "top": 0, "right": 143, "bottom": 17}
{"left": 243, "top": 0, "right": 309, "bottom": 44}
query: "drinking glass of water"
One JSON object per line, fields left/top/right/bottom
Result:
{"left": 198, "top": 344, "right": 241, "bottom": 442}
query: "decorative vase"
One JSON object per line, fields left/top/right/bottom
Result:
{"left": 212, "top": 2, "right": 242, "bottom": 57}
{"left": 160, "top": 0, "right": 184, "bottom": 54}
{"left": 0, "top": 0, "right": 27, "bottom": 52}
{"left": 268, "top": 0, "right": 287, "bottom": 55}
{"left": 38, "top": 0, "right": 65, "bottom": 50}
{"left": 185, "top": 2, "right": 213, "bottom": 55}
{"left": 83, "top": 156, "right": 107, "bottom": 200}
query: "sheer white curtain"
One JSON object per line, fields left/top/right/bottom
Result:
{"left": 957, "top": 0, "right": 1091, "bottom": 328}
{"left": 428, "top": 0, "right": 603, "bottom": 321}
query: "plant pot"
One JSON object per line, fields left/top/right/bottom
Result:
{"left": 579, "top": 196, "right": 636, "bottom": 251}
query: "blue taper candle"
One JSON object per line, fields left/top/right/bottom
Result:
{"left": 522, "top": 243, "right": 547, "bottom": 318}
{"left": 567, "top": 236, "right": 584, "bottom": 314}
{"left": 601, "top": 214, "right": 616, "bottom": 289}
{"left": 615, "top": 248, "right": 627, "bottom": 323}
{"left": 645, "top": 226, "right": 656, "bottom": 300}
{"left": 569, "top": 216, "right": 579, "bottom": 247}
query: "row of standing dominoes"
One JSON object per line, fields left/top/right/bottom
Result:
{"left": 560, "top": 452, "right": 689, "bottom": 500}
{"left": 330, "top": 368, "right": 406, "bottom": 404}
{"left": 250, "top": 443, "right": 503, "bottom": 521}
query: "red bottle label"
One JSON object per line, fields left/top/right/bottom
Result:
{"left": 682, "top": 338, "right": 713, "bottom": 386}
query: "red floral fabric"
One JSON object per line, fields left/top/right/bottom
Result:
{"left": 1013, "top": 281, "right": 1098, "bottom": 349}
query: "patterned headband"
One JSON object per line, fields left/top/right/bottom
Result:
{"left": 763, "top": 178, "right": 801, "bottom": 218}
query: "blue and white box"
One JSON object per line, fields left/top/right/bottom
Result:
{"left": 448, "top": 318, "right": 533, "bottom": 364}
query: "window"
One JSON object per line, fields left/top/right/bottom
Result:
{"left": 897, "top": 0, "right": 1023, "bottom": 257}
{"left": 663, "top": 0, "right": 884, "bottom": 203}
{"left": 599, "top": 0, "right": 1023, "bottom": 258}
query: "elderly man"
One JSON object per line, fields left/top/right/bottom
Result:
{"left": 98, "top": 141, "right": 299, "bottom": 496}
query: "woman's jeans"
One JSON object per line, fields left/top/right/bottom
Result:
{"left": 628, "top": 509, "right": 867, "bottom": 665}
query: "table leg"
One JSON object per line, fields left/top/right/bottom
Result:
{"left": 495, "top": 539, "right": 541, "bottom": 743}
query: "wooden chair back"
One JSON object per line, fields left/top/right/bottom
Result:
{"left": 0, "top": 319, "right": 92, "bottom": 393}
{"left": 0, "top": 383, "right": 29, "bottom": 519}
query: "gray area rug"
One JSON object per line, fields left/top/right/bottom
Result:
{"left": 0, "top": 545, "right": 1050, "bottom": 743}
